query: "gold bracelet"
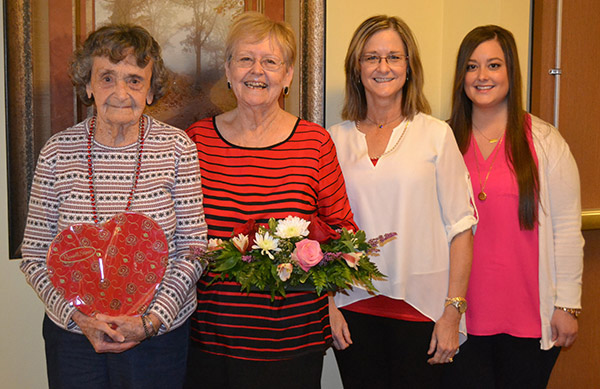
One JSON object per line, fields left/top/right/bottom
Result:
{"left": 555, "top": 306, "right": 581, "bottom": 318}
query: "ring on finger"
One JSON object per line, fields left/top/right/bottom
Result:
{"left": 448, "top": 357, "right": 454, "bottom": 363}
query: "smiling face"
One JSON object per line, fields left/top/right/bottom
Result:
{"left": 225, "top": 37, "right": 293, "bottom": 111}
{"left": 86, "top": 52, "right": 153, "bottom": 131}
{"left": 464, "top": 39, "right": 509, "bottom": 111}
{"left": 359, "top": 28, "right": 408, "bottom": 104}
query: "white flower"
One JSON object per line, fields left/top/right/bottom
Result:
{"left": 252, "top": 232, "right": 281, "bottom": 260}
{"left": 208, "top": 238, "right": 224, "bottom": 251}
{"left": 231, "top": 233, "right": 249, "bottom": 253}
{"left": 277, "top": 263, "right": 294, "bottom": 281}
{"left": 275, "top": 216, "right": 311, "bottom": 238}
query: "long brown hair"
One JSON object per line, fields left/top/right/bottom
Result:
{"left": 342, "top": 15, "right": 430, "bottom": 121}
{"left": 448, "top": 25, "right": 539, "bottom": 230}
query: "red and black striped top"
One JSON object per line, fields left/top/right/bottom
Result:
{"left": 186, "top": 117, "right": 356, "bottom": 360}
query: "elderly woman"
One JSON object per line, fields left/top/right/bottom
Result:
{"left": 443, "top": 25, "right": 583, "bottom": 388}
{"left": 184, "top": 12, "right": 356, "bottom": 389}
{"left": 327, "top": 15, "right": 477, "bottom": 388}
{"left": 20, "top": 24, "right": 207, "bottom": 388}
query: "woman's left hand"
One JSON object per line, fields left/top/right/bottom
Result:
{"left": 96, "top": 313, "right": 160, "bottom": 343}
{"left": 427, "top": 307, "right": 460, "bottom": 365}
{"left": 551, "top": 309, "right": 578, "bottom": 347}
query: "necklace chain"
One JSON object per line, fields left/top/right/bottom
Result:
{"left": 87, "top": 116, "right": 146, "bottom": 224}
{"left": 366, "top": 113, "right": 404, "bottom": 129}
{"left": 356, "top": 119, "right": 411, "bottom": 159}
{"left": 473, "top": 123, "right": 504, "bottom": 144}
{"left": 473, "top": 135, "right": 504, "bottom": 201}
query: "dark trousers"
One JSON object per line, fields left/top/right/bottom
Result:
{"left": 184, "top": 344, "right": 324, "bottom": 389}
{"left": 333, "top": 309, "right": 443, "bottom": 389}
{"left": 43, "top": 314, "right": 190, "bottom": 389}
{"left": 442, "top": 333, "right": 561, "bottom": 389}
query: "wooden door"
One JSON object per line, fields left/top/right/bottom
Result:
{"left": 531, "top": 1, "right": 600, "bottom": 387}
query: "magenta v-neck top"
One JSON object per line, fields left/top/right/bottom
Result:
{"left": 463, "top": 118, "right": 541, "bottom": 338}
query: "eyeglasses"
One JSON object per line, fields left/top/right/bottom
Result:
{"left": 360, "top": 54, "right": 409, "bottom": 67}
{"left": 232, "top": 55, "right": 285, "bottom": 71}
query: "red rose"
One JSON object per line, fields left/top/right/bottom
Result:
{"left": 308, "top": 214, "right": 341, "bottom": 243}
{"left": 232, "top": 219, "right": 258, "bottom": 238}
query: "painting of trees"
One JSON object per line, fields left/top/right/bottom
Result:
{"left": 95, "top": 0, "right": 243, "bottom": 127}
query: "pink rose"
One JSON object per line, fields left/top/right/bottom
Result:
{"left": 342, "top": 252, "right": 362, "bottom": 269}
{"left": 292, "top": 239, "right": 324, "bottom": 272}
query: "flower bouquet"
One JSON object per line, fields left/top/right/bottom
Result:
{"left": 193, "top": 214, "right": 394, "bottom": 298}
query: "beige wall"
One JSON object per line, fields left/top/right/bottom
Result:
{"left": 322, "top": 1, "right": 530, "bottom": 387}
{"left": 325, "top": 0, "right": 531, "bottom": 127}
{"left": 0, "top": 2, "right": 530, "bottom": 387}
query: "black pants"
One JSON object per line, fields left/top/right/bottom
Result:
{"left": 184, "top": 345, "right": 324, "bottom": 389}
{"left": 442, "top": 334, "right": 561, "bottom": 389}
{"left": 333, "top": 309, "right": 443, "bottom": 389}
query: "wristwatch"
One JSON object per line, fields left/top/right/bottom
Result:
{"left": 445, "top": 297, "right": 468, "bottom": 314}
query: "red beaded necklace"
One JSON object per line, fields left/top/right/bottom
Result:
{"left": 86, "top": 115, "right": 146, "bottom": 224}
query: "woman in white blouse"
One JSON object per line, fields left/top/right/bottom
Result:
{"left": 328, "top": 15, "right": 477, "bottom": 388}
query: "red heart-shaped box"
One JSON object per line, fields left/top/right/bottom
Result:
{"left": 47, "top": 212, "right": 168, "bottom": 317}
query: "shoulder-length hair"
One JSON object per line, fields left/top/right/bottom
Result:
{"left": 448, "top": 25, "right": 539, "bottom": 230}
{"left": 342, "top": 15, "right": 431, "bottom": 121}
{"left": 70, "top": 24, "right": 168, "bottom": 106}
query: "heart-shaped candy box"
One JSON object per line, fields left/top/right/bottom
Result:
{"left": 47, "top": 212, "right": 168, "bottom": 317}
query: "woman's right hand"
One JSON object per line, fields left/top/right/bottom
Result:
{"left": 72, "top": 311, "right": 139, "bottom": 353}
{"left": 328, "top": 296, "right": 352, "bottom": 350}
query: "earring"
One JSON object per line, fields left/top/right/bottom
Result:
{"left": 227, "top": 81, "right": 231, "bottom": 89}
{"left": 283, "top": 86, "right": 289, "bottom": 96}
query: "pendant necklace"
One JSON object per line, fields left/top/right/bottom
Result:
{"left": 473, "top": 123, "right": 504, "bottom": 144}
{"left": 366, "top": 113, "right": 404, "bottom": 129}
{"left": 87, "top": 115, "right": 146, "bottom": 224}
{"left": 473, "top": 135, "right": 504, "bottom": 201}
{"left": 356, "top": 119, "right": 411, "bottom": 159}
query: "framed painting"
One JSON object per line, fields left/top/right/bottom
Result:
{"left": 5, "top": 0, "right": 325, "bottom": 258}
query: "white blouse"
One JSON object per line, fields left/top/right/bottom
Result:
{"left": 329, "top": 112, "right": 477, "bottom": 338}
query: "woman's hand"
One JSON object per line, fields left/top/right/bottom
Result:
{"left": 72, "top": 311, "right": 139, "bottom": 353}
{"left": 96, "top": 313, "right": 161, "bottom": 343}
{"left": 427, "top": 306, "right": 460, "bottom": 365}
{"left": 551, "top": 309, "right": 578, "bottom": 347}
{"left": 328, "top": 296, "right": 352, "bottom": 350}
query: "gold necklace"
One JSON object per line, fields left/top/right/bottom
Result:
{"left": 473, "top": 135, "right": 504, "bottom": 201}
{"left": 356, "top": 119, "right": 411, "bottom": 159}
{"left": 473, "top": 123, "right": 504, "bottom": 144}
{"left": 366, "top": 113, "right": 404, "bottom": 129}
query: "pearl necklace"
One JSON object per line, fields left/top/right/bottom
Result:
{"left": 87, "top": 116, "right": 146, "bottom": 224}
{"left": 356, "top": 119, "right": 411, "bottom": 159}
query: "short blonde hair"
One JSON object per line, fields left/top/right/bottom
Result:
{"left": 225, "top": 11, "right": 296, "bottom": 67}
{"left": 342, "top": 15, "right": 430, "bottom": 121}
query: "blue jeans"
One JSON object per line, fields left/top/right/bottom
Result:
{"left": 43, "top": 314, "right": 189, "bottom": 389}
